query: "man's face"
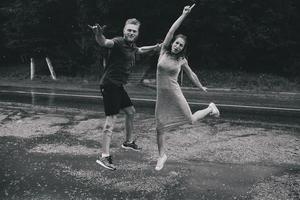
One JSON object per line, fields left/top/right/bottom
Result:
{"left": 123, "top": 24, "right": 139, "bottom": 42}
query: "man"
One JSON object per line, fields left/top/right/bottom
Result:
{"left": 90, "top": 19, "right": 159, "bottom": 170}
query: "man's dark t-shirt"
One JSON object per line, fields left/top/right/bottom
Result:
{"left": 100, "top": 37, "right": 138, "bottom": 86}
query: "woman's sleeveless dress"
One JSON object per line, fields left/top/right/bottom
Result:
{"left": 155, "top": 52, "right": 193, "bottom": 132}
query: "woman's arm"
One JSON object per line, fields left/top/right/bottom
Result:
{"left": 162, "top": 4, "right": 195, "bottom": 49}
{"left": 182, "top": 60, "right": 207, "bottom": 92}
{"left": 137, "top": 43, "right": 161, "bottom": 54}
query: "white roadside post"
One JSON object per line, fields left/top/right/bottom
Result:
{"left": 30, "top": 58, "right": 35, "bottom": 80}
{"left": 45, "top": 57, "right": 57, "bottom": 80}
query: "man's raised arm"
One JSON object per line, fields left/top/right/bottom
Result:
{"left": 89, "top": 24, "right": 114, "bottom": 48}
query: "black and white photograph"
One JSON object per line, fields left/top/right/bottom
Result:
{"left": 0, "top": 0, "right": 299, "bottom": 199}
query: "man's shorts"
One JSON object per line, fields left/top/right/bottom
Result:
{"left": 100, "top": 84, "right": 133, "bottom": 116}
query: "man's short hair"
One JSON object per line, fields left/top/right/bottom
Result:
{"left": 125, "top": 18, "right": 141, "bottom": 28}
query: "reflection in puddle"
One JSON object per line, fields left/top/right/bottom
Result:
{"left": 31, "top": 89, "right": 35, "bottom": 105}
{"left": 30, "top": 89, "right": 55, "bottom": 107}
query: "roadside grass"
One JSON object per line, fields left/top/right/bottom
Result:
{"left": 0, "top": 63, "right": 299, "bottom": 92}
{"left": 183, "top": 70, "right": 299, "bottom": 92}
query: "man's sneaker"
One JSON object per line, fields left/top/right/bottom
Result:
{"left": 209, "top": 102, "right": 220, "bottom": 117}
{"left": 121, "top": 141, "right": 141, "bottom": 151}
{"left": 96, "top": 155, "right": 116, "bottom": 170}
{"left": 155, "top": 154, "right": 167, "bottom": 171}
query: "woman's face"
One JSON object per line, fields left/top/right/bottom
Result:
{"left": 171, "top": 37, "right": 185, "bottom": 54}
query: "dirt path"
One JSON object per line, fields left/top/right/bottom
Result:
{"left": 0, "top": 102, "right": 299, "bottom": 199}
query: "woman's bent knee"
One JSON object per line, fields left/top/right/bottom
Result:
{"left": 190, "top": 116, "right": 196, "bottom": 125}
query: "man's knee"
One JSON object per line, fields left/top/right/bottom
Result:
{"left": 124, "top": 106, "right": 136, "bottom": 117}
{"left": 103, "top": 116, "right": 116, "bottom": 135}
{"left": 103, "top": 128, "right": 113, "bottom": 137}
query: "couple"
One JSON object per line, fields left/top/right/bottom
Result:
{"left": 90, "top": 4, "right": 220, "bottom": 171}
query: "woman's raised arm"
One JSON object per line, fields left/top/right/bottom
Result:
{"left": 161, "top": 4, "right": 195, "bottom": 49}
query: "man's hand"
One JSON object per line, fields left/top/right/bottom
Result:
{"left": 88, "top": 23, "right": 106, "bottom": 35}
{"left": 182, "top": 4, "right": 195, "bottom": 15}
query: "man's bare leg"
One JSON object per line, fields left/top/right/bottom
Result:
{"left": 122, "top": 106, "right": 136, "bottom": 142}
{"left": 96, "top": 115, "right": 117, "bottom": 170}
{"left": 121, "top": 106, "right": 141, "bottom": 151}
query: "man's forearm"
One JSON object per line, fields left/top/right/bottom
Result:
{"left": 95, "top": 33, "right": 106, "bottom": 46}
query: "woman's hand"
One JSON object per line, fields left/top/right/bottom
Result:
{"left": 182, "top": 4, "right": 195, "bottom": 16}
{"left": 155, "top": 43, "right": 162, "bottom": 51}
{"left": 201, "top": 86, "right": 208, "bottom": 92}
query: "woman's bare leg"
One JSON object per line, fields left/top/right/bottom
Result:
{"left": 156, "top": 129, "right": 167, "bottom": 170}
{"left": 191, "top": 103, "right": 220, "bottom": 123}
{"left": 191, "top": 107, "right": 212, "bottom": 123}
{"left": 157, "top": 129, "right": 166, "bottom": 157}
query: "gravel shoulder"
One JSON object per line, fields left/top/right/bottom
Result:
{"left": 0, "top": 102, "right": 299, "bottom": 199}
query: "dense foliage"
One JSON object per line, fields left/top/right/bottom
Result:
{"left": 0, "top": 0, "right": 299, "bottom": 77}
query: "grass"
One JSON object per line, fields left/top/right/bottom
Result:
{"left": 0, "top": 63, "right": 299, "bottom": 93}
{"left": 183, "top": 70, "right": 300, "bottom": 92}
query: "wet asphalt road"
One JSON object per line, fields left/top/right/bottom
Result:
{"left": 0, "top": 85, "right": 299, "bottom": 126}
{"left": 0, "top": 85, "right": 299, "bottom": 199}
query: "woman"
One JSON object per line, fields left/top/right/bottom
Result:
{"left": 155, "top": 4, "right": 220, "bottom": 171}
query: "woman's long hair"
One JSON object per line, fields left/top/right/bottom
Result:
{"left": 166, "top": 34, "right": 188, "bottom": 60}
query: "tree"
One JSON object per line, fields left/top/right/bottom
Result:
{"left": 0, "top": 0, "right": 299, "bottom": 77}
